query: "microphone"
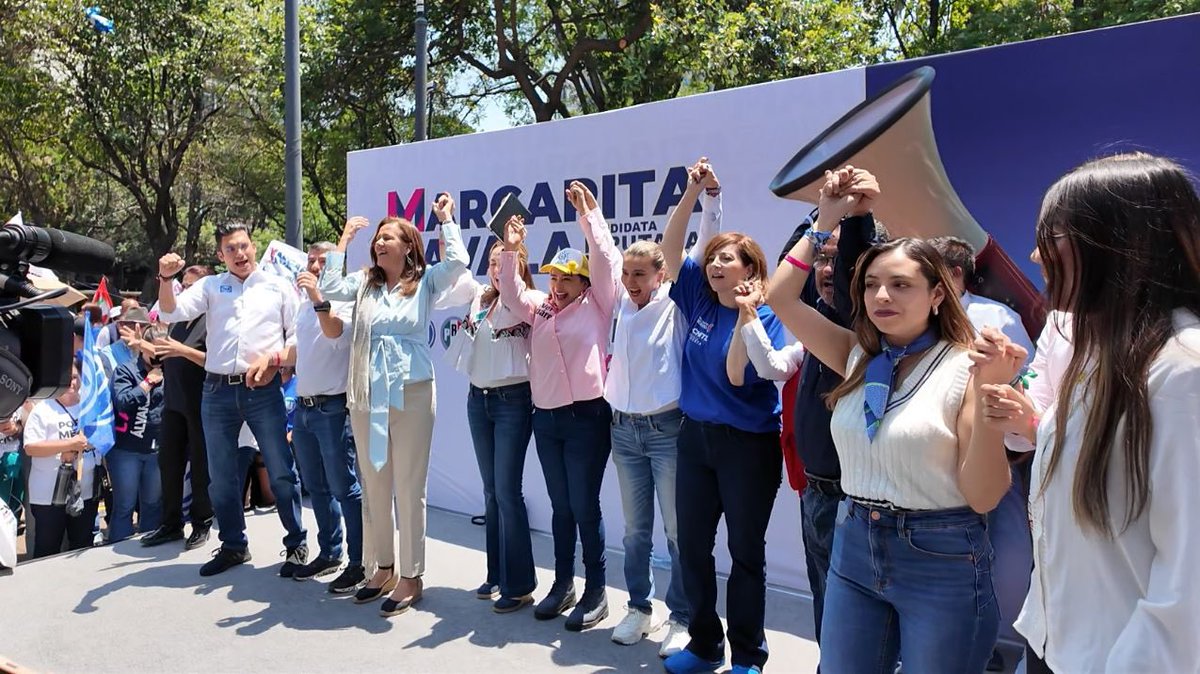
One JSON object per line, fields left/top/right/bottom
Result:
{"left": 0, "top": 224, "right": 115, "bottom": 274}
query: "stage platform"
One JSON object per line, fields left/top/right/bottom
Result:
{"left": 0, "top": 507, "right": 824, "bottom": 673}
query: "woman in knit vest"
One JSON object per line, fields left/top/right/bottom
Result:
{"left": 767, "top": 165, "right": 1019, "bottom": 673}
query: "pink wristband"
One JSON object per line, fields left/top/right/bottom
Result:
{"left": 785, "top": 255, "right": 811, "bottom": 272}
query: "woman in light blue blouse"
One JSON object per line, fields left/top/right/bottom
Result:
{"left": 319, "top": 195, "right": 469, "bottom": 617}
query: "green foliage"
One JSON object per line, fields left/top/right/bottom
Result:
{"left": 0, "top": 0, "right": 1195, "bottom": 291}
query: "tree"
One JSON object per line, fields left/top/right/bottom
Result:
{"left": 867, "top": 0, "right": 1200, "bottom": 59}
{"left": 239, "top": 0, "right": 473, "bottom": 239}
{"left": 443, "top": 1, "right": 657, "bottom": 121}
{"left": 37, "top": 0, "right": 255, "bottom": 260}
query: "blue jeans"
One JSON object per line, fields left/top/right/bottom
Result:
{"left": 990, "top": 464, "right": 1032, "bottom": 641}
{"left": 532, "top": 397, "right": 611, "bottom": 589}
{"left": 799, "top": 474, "right": 843, "bottom": 645}
{"left": 676, "top": 418, "right": 781, "bottom": 670}
{"left": 201, "top": 375, "right": 306, "bottom": 551}
{"left": 821, "top": 502, "right": 999, "bottom": 674}
{"left": 107, "top": 448, "right": 163, "bottom": 542}
{"left": 467, "top": 382, "right": 536, "bottom": 597}
{"left": 291, "top": 394, "right": 363, "bottom": 566}
{"left": 610, "top": 407, "right": 688, "bottom": 624}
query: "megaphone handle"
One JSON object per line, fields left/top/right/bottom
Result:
{"left": 970, "top": 236, "right": 1048, "bottom": 340}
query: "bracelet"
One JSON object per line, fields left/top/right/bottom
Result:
{"left": 312, "top": 301, "right": 331, "bottom": 313}
{"left": 158, "top": 274, "right": 175, "bottom": 283}
{"left": 1009, "top": 367, "right": 1038, "bottom": 390}
{"left": 784, "top": 255, "right": 811, "bottom": 272}
{"left": 804, "top": 229, "right": 833, "bottom": 247}
{"left": 270, "top": 352, "right": 281, "bottom": 368}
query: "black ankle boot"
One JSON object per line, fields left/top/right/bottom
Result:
{"left": 533, "top": 579, "right": 576, "bottom": 620}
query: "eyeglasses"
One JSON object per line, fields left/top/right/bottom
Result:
{"left": 813, "top": 252, "right": 836, "bottom": 267}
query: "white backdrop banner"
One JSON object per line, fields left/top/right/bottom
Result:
{"left": 346, "top": 68, "right": 866, "bottom": 593}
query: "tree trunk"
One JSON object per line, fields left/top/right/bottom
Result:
{"left": 184, "top": 180, "right": 204, "bottom": 264}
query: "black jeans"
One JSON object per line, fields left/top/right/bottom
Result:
{"left": 676, "top": 417, "right": 781, "bottom": 669}
{"left": 158, "top": 406, "right": 213, "bottom": 530}
{"left": 531, "top": 397, "right": 611, "bottom": 590}
{"left": 31, "top": 499, "right": 100, "bottom": 558}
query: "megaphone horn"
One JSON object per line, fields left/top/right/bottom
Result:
{"left": 770, "top": 66, "right": 1046, "bottom": 337}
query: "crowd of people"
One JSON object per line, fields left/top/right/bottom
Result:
{"left": 1, "top": 152, "right": 1197, "bottom": 674}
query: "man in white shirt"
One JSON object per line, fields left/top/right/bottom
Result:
{"left": 930, "top": 235, "right": 1034, "bottom": 672}
{"left": 157, "top": 222, "right": 308, "bottom": 578}
{"left": 286, "top": 242, "right": 365, "bottom": 594}
{"left": 931, "top": 236, "right": 1034, "bottom": 358}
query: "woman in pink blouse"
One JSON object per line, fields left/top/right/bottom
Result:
{"left": 498, "top": 181, "right": 622, "bottom": 632}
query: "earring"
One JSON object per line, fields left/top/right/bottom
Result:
{"left": 933, "top": 304, "right": 940, "bottom": 316}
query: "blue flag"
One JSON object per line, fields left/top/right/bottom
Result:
{"left": 282, "top": 376, "right": 298, "bottom": 433}
{"left": 79, "top": 322, "right": 115, "bottom": 456}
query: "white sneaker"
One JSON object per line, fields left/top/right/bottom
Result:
{"left": 612, "top": 607, "right": 659, "bottom": 645}
{"left": 658, "top": 619, "right": 690, "bottom": 658}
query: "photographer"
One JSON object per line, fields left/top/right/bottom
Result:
{"left": 23, "top": 361, "right": 100, "bottom": 558}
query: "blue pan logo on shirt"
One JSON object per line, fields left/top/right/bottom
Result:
{"left": 219, "top": 284, "right": 233, "bottom": 294}
{"left": 689, "top": 317, "right": 714, "bottom": 346}
{"left": 441, "top": 317, "right": 464, "bottom": 349}
{"left": 427, "top": 321, "right": 436, "bottom": 349}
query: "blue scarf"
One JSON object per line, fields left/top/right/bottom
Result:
{"left": 863, "top": 328, "right": 939, "bottom": 442}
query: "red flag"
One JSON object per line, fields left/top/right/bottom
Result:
{"left": 92, "top": 276, "right": 113, "bottom": 320}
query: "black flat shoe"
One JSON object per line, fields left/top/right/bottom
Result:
{"left": 184, "top": 525, "right": 211, "bottom": 551}
{"left": 380, "top": 592, "right": 422, "bottom": 617}
{"left": 141, "top": 525, "right": 184, "bottom": 547}
{"left": 475, "top": 582, "right": 499, "bottom": 600}
{"left": 534, "top": 581, "right": 577, "bottom": 621}
{"left": 564, "top": 589, "right": 608, "bottom": 632}
{"left": 353, "top": 572, "right": 397, "bottom": 604}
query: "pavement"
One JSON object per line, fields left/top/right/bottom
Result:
{"left": 0, "top": 506, "right": 824, "bottom": 673}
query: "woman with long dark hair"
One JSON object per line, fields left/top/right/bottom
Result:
{"left": 976, "top": 153, "right": 1200, "bottom": 673}
{"left": 319, "top": 195, "right": 469, "bottom": 617}
{"left": 445, "top": 232, "right": 540, "bottom": 613}
{"left": 768, "top": 166, "right": 1017, "bottom": 673}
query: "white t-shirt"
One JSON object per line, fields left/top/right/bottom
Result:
{"left": 23, "top": 400, "right": 98, "bottom": 506}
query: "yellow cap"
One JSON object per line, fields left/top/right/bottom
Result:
{"left": 539, "top": 248, "right": 589, "bottom": 278}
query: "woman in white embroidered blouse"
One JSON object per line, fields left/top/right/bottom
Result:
{"left": 444, "top": 220, "right": 541, "bottom": 614}
{"left": 767, "top": 166, "right": 1020, "bottom": 673}
{"left": 974, "top": 153, "right": 1200, "bottom": 674}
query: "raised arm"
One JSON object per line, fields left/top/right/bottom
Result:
{"left": 425, "top": 194, "right": 472, "bottom": 306}
{"left": 741, "top": 317, "right": 804, "bottom": 381}
{"left": 320, "top": 216, "right": 370, "bottom": 301}
{"left": 296, "top": 271, "right": 347, "bottom": 340}
{"left": 664, "top": 157, "right": 711, "bottom": 281}
{"left": 496, "top": 216, "right": 540, "bottom": 324}
{"left": 568, "top": 181, "right": 621, "bottom": 318}
{"left": 689, "top": 169, "right": 723, "bottom": 263}
{"left": 955, "top": 333, "right": 1025, "bottom": 512}
{"left": 767, "top": 168, "right": 873, "bottom": 376}
{"left": 156, "top": 254, "right": 208, "bottom": 323}
{"left": 726, "top": 294, "right": 755, "bottom": 387}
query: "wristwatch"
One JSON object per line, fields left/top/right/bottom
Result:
{"left": 312, "top": 301, "right": 332, "bottom": 313}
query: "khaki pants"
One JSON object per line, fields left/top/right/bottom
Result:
{"left": 350, "top": 379, "right": 435, "bottom": 578}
